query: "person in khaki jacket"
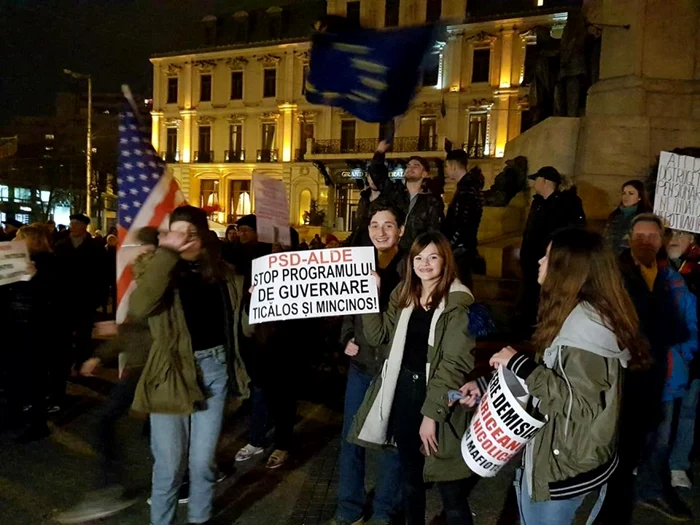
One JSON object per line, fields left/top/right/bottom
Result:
{"left": 128, "top": 206, "right": 249, "bottom": 525}
{"left": 485, "top": 229, "right": 650, "bottom": 525}
{"left": 349, "top": 231, "right": 478, "bottom": 525}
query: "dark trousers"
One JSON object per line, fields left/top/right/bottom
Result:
{"left": 96, "top": 372, "right": 140, "bottom": 488}
{"left": 392, "top": 369, "right": 474, "bottom": 525}
{"left": 250, "top": 381, "right": 296, "bottom": 451}
{"left": 5, "top": 344, "right": 47, "bottom": 428}
{"left": 455, "top": 252, "right": 474, "bottom": 290}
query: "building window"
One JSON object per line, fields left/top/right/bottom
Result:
{"left": 346, "top": 1, "right": 360, "bottom": 25}
{"left": 167, "top": 77, "right": 178, "bottom": 104}
{"left": 262, "top": 123, "right": 276, "bottom": 149}
{"left": 385, "top": 0, "right": 399, "bottom": 27}
{"left": 166, "top": 128, "right": 178, "bottom": 162}
{"left": 45, "top": 134, "right": 55, "bottom": 140}
{"left": 302, "top": 64, "right": 310, "bottom": 95}
{"left": 522, "top": 43, "right": 537, "bottom": 86}
{"left": 263, "top": 68, "right": 277, "bottom": 98}
{"left": 340, "top": 120, "right": 356, "bottom": 152}
{"left": 197, "top": 126, "right": 212, "bottom": 162}
{"left": 471, "top": 48, "right": 491, "bottom": 84}
{"left": 299, "top": 122, "right": 314, "bottom": 156}
{"left": 228, "top": 124, "right": 244, "bottom": 162}
{"left": 199, "top": 179, "right": 219, "bottom": 211}
{"left": 378, "top": 120, "right": 394, "bottom": 141}
{"left": 426, "top": 0, "right": 441, "bottom": 22}
{"left": 466, "top": 113, "right": 488, "bottom": 158}
{"left": 14, "top": 187, "right": 32, "bottom": 202}
{"left": 200, "top": 74, "right": 212, "bottom": 102}
{"left": 422, "top": 52, "right": 440, "bottom": 87}
{"left": 419, "top": 116, "right": 437, "bottom": 151}
{"left": 231, "top": 71, "right": 243, "bottom": 100}
{"left": 298, "top": 189, "right": 312, "bottom": 225}
{"left": 228, "top": 180, "right": 251, "bottom": 223}
{"left": 0, "top": 185, "right": 8, "bottom": 201}
{"left": 15, "top": 213, "right": 30, "bottom": 225}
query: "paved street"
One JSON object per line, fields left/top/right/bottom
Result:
{"left": 0, "top": 367, "right": 698, "bottom": 525}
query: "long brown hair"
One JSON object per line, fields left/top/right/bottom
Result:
{"left": 533, "top": 228, "right": 650, "bottom": 370}
{"left": 397, "top": 231, "right": 457, "bottom": 309}
{"left": 16, "top": 225, "right": 52, "bottom": 255}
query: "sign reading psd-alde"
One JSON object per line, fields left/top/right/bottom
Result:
{"left": 249, "top": 246, "right": 379, "bottom": 324}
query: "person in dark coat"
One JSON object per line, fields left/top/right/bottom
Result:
{"left": 54, "top": 213, "right": 108, "bottom": 399}
{"left": 400, "top": 155, "right": 444, "bottom": 253}
{"left": 2, "top": 218, "right": 23, "bottom": 240}
{"left": 442, "top": 149, "right": 484, "bottom": 289}
{"left": 345, "top": 141, "right": 408, "bottom": 248}
{"left": 0, "top": 225, "right": 62, "bottom": 443}
{"left": 515, "top": 166, "right": 586, "bottom": 338}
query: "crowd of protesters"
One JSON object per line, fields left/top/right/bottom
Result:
{"left": 1, "top": 143, "right": 699, "bottom": 525}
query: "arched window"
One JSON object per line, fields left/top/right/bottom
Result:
{"left": 299, "top": 189, "right": 311, "bottom": 225}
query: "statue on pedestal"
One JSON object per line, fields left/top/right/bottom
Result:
{"left": 554, "top": 11, "right": 588, "bottom": 117}
{"left": 529, "top": 27, "right": 560, "bottom": 125}
{"left": 483, "top": 156, "right": 529, "bottom": 206}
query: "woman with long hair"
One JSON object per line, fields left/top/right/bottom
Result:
{"left": 349, "top": 231, "right": 477, "bottom": 525}
{"left": 604, "top": 180, "right": 652, "bottom": 256}
{"left": 1, "top": 225, "right": 61, "bottom": 442}
{"left": 489, "top": 228, "right": 649, "bottom": 525}
{"left": 128, "top": 205, "right": 250, "bottom": 525}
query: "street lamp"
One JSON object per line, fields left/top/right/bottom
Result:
{"left": 64, "top": 69, "right": 92, "bottom": 224}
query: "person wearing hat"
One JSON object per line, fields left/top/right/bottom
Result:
{"left": 2, "top": 218, "right": 23, "bottom": 240}
{"left": 54, "top": 212, "right": 109, "bottom": 402}
{"left": 516, "top": 166, "right": 586, "bottom": 338}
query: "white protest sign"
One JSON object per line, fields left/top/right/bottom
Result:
{"left": 249, "top": 246, "right": 378, "bottom": 324}
{"left": 253, "top": 173, "right": 291, "bottom": 246}
{"left": 461, "top": 365, "right": 545, "bottom": 477}
{"left": 653, "top": 151, "right": 700, "bottom": 233}
{"left": 0, "top": 241, "right": 32, "bottom": 286}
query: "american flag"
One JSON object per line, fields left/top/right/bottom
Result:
{"left": 115, "top": 102, "right": 185, "bottom": 323}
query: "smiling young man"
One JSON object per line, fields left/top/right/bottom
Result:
{"left": 331, "top": 200, "right": 406, "bottom": 525}
{"left": 400, "top": 156, "right": 444, "bottom": 253}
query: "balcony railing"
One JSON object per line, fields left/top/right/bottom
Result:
{"left": 225, "top": 149, "right": 245, "bottom": 163}
{"left": 160, "top": 151, "right": 179, "bottom": 163}
{"left": 310, "top": 136, "right": 439, "bottom": 155}
{"left": 462, "top": 144, "right": 486, "bottom": 159}
{"left": 194, "top": 150, "right": 214, "bottom": 163}
{"left": 257, "top": 149, "right": 279, "bottom": 162}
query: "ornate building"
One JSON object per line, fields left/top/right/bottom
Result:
{"left": 150, "top": 0, "right": 577, "bottom": 237}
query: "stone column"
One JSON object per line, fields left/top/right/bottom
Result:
{"left": 180, "top": 110, "right": 195, "bottom": 163}
{"left": 151, "top": 112, "right": 162, "bottom": 153}
{"left": 499, "top": 29, "right": 515, "bottom": 88}
{"left": 279, "top": 103, "right": 296, "bottom": 162}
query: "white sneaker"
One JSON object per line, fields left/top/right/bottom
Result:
{"left": 235, "top": 444, "right": 265, "bottom": 462}
{"left": 671, "top": 470, "right": 692, "bottom": 489}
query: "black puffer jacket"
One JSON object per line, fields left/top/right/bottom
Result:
{"left": 442, "top": 169, "right": 484, "bottom": 258}
{"left": 520, "top": 188, "right": 586, "bottom": 273}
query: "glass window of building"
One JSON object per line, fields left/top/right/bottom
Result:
{"left": 385, "top": 0, "right": 400, "bottom": 27}
{"left": 263, "top": 68, "right": 277, "bottom": 98}
{"left": 346, "top": 1, "right": 360, "bottom": 25}
{"left": 472, "top": 48, "right": 491, "bottom": 84}
{"left": 228, "top": 180, "right": 251, "bottom": 223}
{"left": 231, "top": 71, "right": 244, "bottom": 100}
{"left": 340, "top": 120, "right": 356, "bottom": 153}
{"left": 426, "top": 0, "right": 442, "bottom": 22}
{"left": 167, "top": 77, "right": 178, "bottom": 104}
{"left": 200, "top": 74, "right": 212, "bottom": 102}
{"left": 419, "top": 116, "right": 437, "bottom": 151}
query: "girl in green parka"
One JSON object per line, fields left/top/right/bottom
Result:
{"left": 349, "top": 231, "right": 478, "bottom": 525}
{"left": 487, "top": 229, "right": 650, "bottom": 525}
{"left": 128, "top": 206, "right": 249, "bottom": 525}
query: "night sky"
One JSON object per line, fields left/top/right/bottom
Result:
{"left": 0, "top": 0, "right": 295, "bottom": 125}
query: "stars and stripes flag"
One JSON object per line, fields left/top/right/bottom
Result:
{"left": 115, "top": 97, "right": 185, "bottom": 323}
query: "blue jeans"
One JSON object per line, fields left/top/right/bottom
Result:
{"left": 670, "top": 379, "right": 700, "bottom": 471}
{"left": 637, "top": 400, "right": 674, "bottom": 500}
{"left": 335, "top": 363, "right": 402, "bottom": 522}
{"left": 515, "top": 468, "right": 607, "bottom": 525}
{"left": 149, "top": 346, "right": 229, "bottom": 525}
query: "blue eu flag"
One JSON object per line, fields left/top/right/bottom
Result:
{"left": 305, "top": 23, "right": 440, "bottom": 123}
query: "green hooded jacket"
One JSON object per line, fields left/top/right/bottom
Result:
{"left": 348, "top": 281, "right": 476, "bottom": 482}
{"left": 129, "top": 248, "right": 250, "bottom": 414}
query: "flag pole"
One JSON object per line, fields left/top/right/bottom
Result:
{"left": 121, "top": 84, "right": 144, "bottom": 128}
